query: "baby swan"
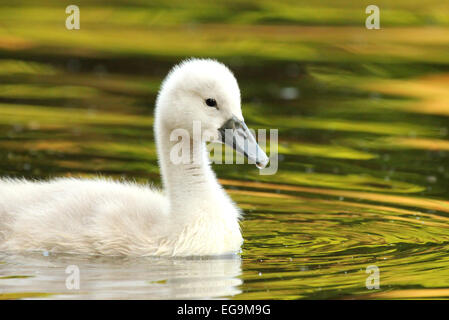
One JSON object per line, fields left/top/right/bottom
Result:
{"left": 0, "top": 59, "right": 269, "bottom": 257}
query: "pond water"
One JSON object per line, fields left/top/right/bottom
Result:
{"left": 1, "top": 0, "right": 449, "bottom": 299}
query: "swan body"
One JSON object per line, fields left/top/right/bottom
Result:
{"left": 0, "top": 59, "right": 268, "bottom": 257}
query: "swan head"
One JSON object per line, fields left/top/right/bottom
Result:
{"left": 156, "top": 58, "right": 269, "bottom": 168}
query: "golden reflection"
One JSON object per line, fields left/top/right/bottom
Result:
{"left": 0, "top": 141, "right": 79, "bottom": 153}
{"left": 278, "top": 142, "right": 377, "bottom": 160}
{"left": 372, "top": 137, "right": 449, "bottom": 151}
{"left": 356, "top": 288, "right": 449, "bottom": 299}
{"left": 221, "top": 179, "right": 449, "bottom": 213}
{"left": 232, "top": 188, "right": 449, "bottom": 229}
{"left": 364, "top": 73, "right": 449, "bottom": 117}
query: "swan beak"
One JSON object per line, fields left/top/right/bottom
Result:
{"left": 218, "top": 116, "right": 269, "bottom": 169}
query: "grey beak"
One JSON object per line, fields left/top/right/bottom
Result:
{"left": 218, "top": 116, "right": 269, "bottom": 169}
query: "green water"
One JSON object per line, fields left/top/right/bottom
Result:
{"left": 1, "top": 0, "right": 449, "bottom": 299}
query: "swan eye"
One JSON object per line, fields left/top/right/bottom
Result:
{"left": 205, "top": 98, "right": 217, "bottom": 108}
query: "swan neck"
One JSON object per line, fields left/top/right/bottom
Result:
{"left": 156, "top": 124, "right": 219, "bottom": 212}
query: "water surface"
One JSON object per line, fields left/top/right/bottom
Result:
{"left": 1, "top": 0, "right": 449, "bottom": 299}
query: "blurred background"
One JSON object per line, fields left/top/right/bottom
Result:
{"left": 1, "top": 0, "right": 449, "bottom": 299}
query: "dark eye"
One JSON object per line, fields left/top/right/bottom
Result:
{"left": 205, "top": 98, "right": 217, "bottom": 108}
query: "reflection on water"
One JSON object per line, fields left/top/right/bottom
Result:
{"left": 1, "top": 0, "right": 449, "bottom": 299}
{"left": 0, "top": 253, "right": 242, "bottom": 299}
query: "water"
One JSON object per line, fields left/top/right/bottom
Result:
{"left": 1, "top": 0, "right": 449, "bottom": 299}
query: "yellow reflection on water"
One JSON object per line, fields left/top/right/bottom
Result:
{"left": 221, "top": 179, "right": 449, "bottom": 213}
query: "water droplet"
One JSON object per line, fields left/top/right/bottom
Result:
{"left": 27, "top": 121, "right": 40, "bottom": 130}
{"left": 426, "top": 176, "right": 437, "bottom": 183}
{"left": 279, "top": 87, "right": 299, "bottom": 100}
{"left": 286, "top": 63, "right": 300, "bottom": 78}
{"left": 305, "top": 167, "right": 314, "bottom": 173}
{"left": 13, "top": 124, "right": 23, "bottom": 132}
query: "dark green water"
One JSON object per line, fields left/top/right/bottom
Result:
{"left": 1, "top": 0, "right": 449, "bottom": 299}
